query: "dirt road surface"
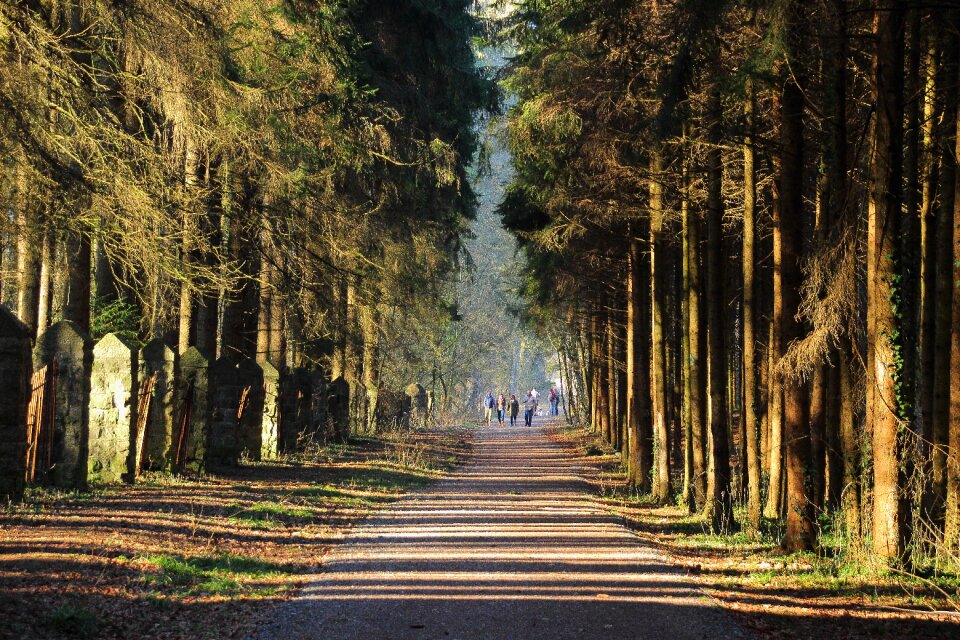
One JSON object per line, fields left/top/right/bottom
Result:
{"left": 252, "top": 422, "right": 747, "bottom": 640}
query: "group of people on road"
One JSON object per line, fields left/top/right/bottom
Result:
{"left": 482, "top": 387, "right": 561, "bottom": 428}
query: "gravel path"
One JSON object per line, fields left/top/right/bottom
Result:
{"left": 252, "top": 421, "right": 747, "bottom": 640}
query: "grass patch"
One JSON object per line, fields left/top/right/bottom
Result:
{"left": 230, "top": 501, "right": 314, "bottom": 521}
{"left": 291, "top": 484, "right": 392, "bottom": 508}
{"left": 138, "top": 553, "right": 289, "bottom": 597}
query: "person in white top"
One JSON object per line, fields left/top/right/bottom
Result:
{"left": 523, "top": 392, "right": 536, "bottom": 426}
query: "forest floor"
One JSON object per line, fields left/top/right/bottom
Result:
{"left": 548, "top": 421, "right": 960, "bottom": 640}
{"left": 0, "top": 426, "right": 474, "bottom": 640}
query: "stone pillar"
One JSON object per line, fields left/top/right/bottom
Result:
{"left": 260, "top": 362, "right": 280, "bottom": 460}
{"left": 209, "top": 355, "right": 241, "bottom": 465}
{"left": 140, "top": 339, "right": 176, "bottom": 470}
{"left": 279, "top": 368, "right": 312, "bottom": 452}
{"left": 88, "top": 334, "right": 136, "bottom": 484}
{"left": 236, "top": 358, "right": 265, "bottom": 461}
{"left": 176, "top": 347, "right": 209, "bottom": 471}
{"left": 327, "top": 376, "right": 350, "bottom": 443}
{"left": 310, "top": 370, "right": 328, "bottom": 441}
{"left": 405, "top": 383, "right": 428, "bottom": 428}
{"left": 34, "top": 320, "right": 92, "bottom": 489}
{"left": 0, "top": 307, "right": 30, "bottom": 502}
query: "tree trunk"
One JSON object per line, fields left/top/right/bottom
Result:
{"left": 681, "top": 137, "right": 696, "bottom": 513}
{"left": 36, "top": 225, "right": 55, "bottom": 334}
{"left": 627, "top": 240, "right": 640, "bottom": 480}
{"left": 933, "top": 15, "right": 958, "bottom": 526}
{"left": 178, "top": 138, "right": 200, "bottom": 354}
{"left": 705, "top": 85, "right": 732, "bottom": 531}
{"left": 650, "top": 151, "right": 671, "bottom": 503}
{"left": 256, "top": 217, "right": 273, "bottom": 364}
{"left": 839, "top": 341, "right": 861, "bottom": 538}
{"left": 268, "top": 252, "right": 285, "bottom": 368}
{"left": 920, "top": 23, "right": 943, "bottom": 523}
{"left": 16, "top": 184, "right": 40, "bottom": 337}
{"left": 605, "top": 308, "right": 617, "bottom": 446}
{"left": 743, "top": 77, "right": 761, "bottom": 528}
{"left": 946, "top": 29, "right": 960, "bottom": 547}
{"left": 361, "top": 304, "right": 381, "bottom": 434}
{"left": 764, "top": 202, "right": 785, "bottom": 520}
{"left": 62, "top": 229, "right": 91, "bottom": 333}
{"left": 683, "top": 148, "right": 707, "bottom": 511}
{"left": 778, "top": 28, "right": 816, "bottom": 550}
{"left": 868, "top": 0, "right": 906, "bottom": 560}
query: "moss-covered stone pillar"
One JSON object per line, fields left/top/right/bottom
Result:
{"left": 88, "top": 333, "right": 136, "bottom": 484}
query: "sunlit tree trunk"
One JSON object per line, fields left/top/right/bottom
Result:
{"left": 16, "top": 159, "right": 40, "bottom": 336}
{"left": 743, "top": 78, "right": 761, "bottom": 529}
{"left": 361, "top": 304, "right": 381, "bottom": 434}
{"left": 946, "top": 30, "right": 960, "bottom": 548}
{"left": 681, "top": 136, "right": 697, "bottom": 513}
{"left": 650, "top": 150, "right": 671, "bottom": 502}
{"left": 178, "top": 137, "right": 200, "bottom": 354}
{"left": 920, "top": 21, "right": 943, "bottom": 522}
{"left": 36, "top": 224, "right": 55, "bottom": 334}
{"left": 933, "top": 16, "right": 958, "bottom": 525}
{"left": 685, "top": 158, "right": 707, "bottom": 511}
{"left": 764, "top": 183, "right": 785, "bottom": 520}
{"left": 868, "top": 0, "right": 905, "bottom": 561}
{"left": 626, "top": 239, "right": 641, "bottom": 479}
{"left": 256, "top": 215, "right": 273, "bottom": 364}
{"left": 605, "top": 307, "right": 617, "bottom": 445}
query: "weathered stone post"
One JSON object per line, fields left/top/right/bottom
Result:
{"left": 209, "top": 354, "right": 241, "bottom": 465}
{"left": 88, "top": 334, "right": 137, "bottom": 484}
{"left": 405, "top": 383, "right": 428, "bottom": 428}
{"left": 327, "top": 376, "right": 350, "bottom": 443}
{"left": 309, "top": 370, "right": 328, "bottom": 442}
{"left": 140, "top": 339, "right": 176, "bottom": 470}
{"left": 0, "top": 307, "right": 30, "bottom": 502}
{"left": 260, "top": 362, "right": 281, "bottom": 460}
{"left": 176, "top": 347, "right": 209, "bottom": 471}
{"left": 279, "top": 368, "right": 312, "bottom": 452}
{"left": 34, "top": 321, "right": 92, "bottom": 489}
{"left": 236, "top": 358, "right": 265, "bottom": 461}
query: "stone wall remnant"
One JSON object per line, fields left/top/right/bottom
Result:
{"left": 404, "top": 383, "right": 428, "bottom": 428}
{"left": 175, "top": 347, "right": 209, "bottom": 472}
{"left": 260, "top": 362, "right": 280, "bottom": 460}
{"left": 34, "top": 321, "right": 92, "bottom": 489}
{"left": 327, "top": 376, "right": 350, "bottom": 443}
{"left": 88, "top": 334, "right": 136, "bottom": 484}
{"left": 235, "top": 358, "right": 265, "bottom": 461}
{"left": 0, "top": 307, "right": 30, "bottom": 502}
{"left": 139, "top": 339, "right": 176, "bottom": 470}
{"left": 279, "top": 368, "right": 312, "bottom": 452}
{"left": 208, "top": 354, "right": 241, "bottom": 465}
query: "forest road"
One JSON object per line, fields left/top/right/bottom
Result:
{"left": 251, "top": 420, "right": 748, "bottom": 640}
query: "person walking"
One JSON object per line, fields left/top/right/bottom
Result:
{"left": 496, "top": 393, "right": 507, "bottom": 427}
{"left": 549, "top": 387, "right": 559, "bottom": 416}
{"left": 483, "top": 392, "right": 495, "bottom": 427}
{"left": 523, "top": 391, "right": 536, "bottom": 427}
{"left": 509, "top": 394, "right": 520, "bottom": 426}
